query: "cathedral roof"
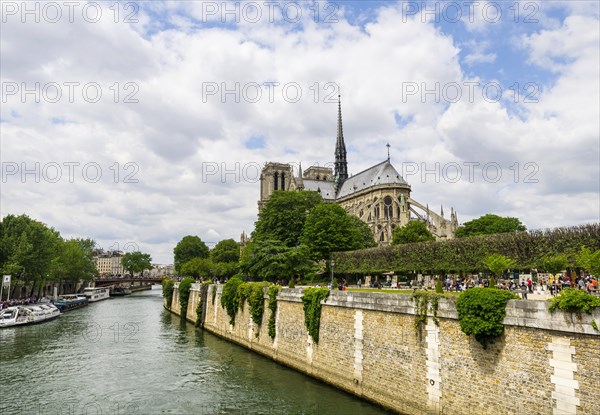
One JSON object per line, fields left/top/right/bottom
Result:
{"left": 336, "top": 160, "right": 409, "bottom": 199}
{"left": 303, "top": 179, "right": 336, "bottom": 200}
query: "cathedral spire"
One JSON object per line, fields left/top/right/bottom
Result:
{"left": 334, "top": 95, "right": 348, "bottom": 191}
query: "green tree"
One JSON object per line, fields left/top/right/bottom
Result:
{"left": 300, "top": 203, "right": 365, "bottom": 260}
{"left": 482, "top": 253, "right": 516, "bottom": 278}
{"left": 349, "top": 215, "right": 377, "bottom": 248}
{"left": 173, "top": 235, "right": 209, "bottom": 275}
{"left": 455, "top": 214, "right": 526, "bottom": 238}
{"left": 253, "top": 191, "right": 322, "bottom": 247}
{"left": 239, "top": 239, "right": 316, "bottom": 281}
{"left": 181, "top": 257, "right": 214, "bottom": 279}
{"left": 55, "top": 239, "right": 98, "bottom": 282}
{"left": 210, "top": 239, "right": 240, "bottom": 263}
{"left": 391, "top": 221, "right": 435, "bottom": 245}
{"left": 121, "top": 251, "right": 153, "bottom": 277}
{"left": 589, "top": 250, "right": 600, "bottom": 277}
{"left": 538, "top": 254, "right": 569, "bottom": 275}
{"left": 0, "top": 214, "right": 62, "bottom": 296}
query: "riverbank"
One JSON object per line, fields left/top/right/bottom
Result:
{"left": 167, "top": 283, "right": 600, "bottom": 415}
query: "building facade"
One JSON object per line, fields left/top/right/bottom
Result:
{"left": 258, "top": 97, "right": 458, "bottom": 244}
{"left": 94, "top": 250, "right": 125, "bottom": 276}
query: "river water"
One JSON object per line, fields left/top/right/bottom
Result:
{"left": 0, "top": 286, "right": 392, "bottom": 415}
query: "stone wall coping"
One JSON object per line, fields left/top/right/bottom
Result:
{"left": 196, "top": 285, "right": 600, "bottom": 335}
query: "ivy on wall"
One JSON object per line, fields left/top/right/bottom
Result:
{"left": 267, "top": 285, "right": 281, "bottom": 339}
{"left": 412, "top": 291, "right": 441, "bottom": 339}
{"left": 178, "top": 277, "right": 195, "bottom": 321}
{"left": 161, "top": 278, "right": 175, "bottom": 309}
{"left": 456, "top": 288, "right": 518, "bottom": 348}
{"left": 301, "top": 287, "right": 330, "bottom": 343}
{"left": 196, "top": 280, "right": 212, "bottom": 328}
{"left": 548, "top": 288, "right": 600, "bottom": 318}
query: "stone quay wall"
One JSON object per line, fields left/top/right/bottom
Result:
{"left": 166, "top": 284, "right": 600, "bottom": 415}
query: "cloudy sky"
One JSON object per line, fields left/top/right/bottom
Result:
{"left": 1, "top": 1, "right": 599, "bottom": 263}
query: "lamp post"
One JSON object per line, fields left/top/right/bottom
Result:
{"left": 330, "top": 259, "right": 335, "bottom": 289}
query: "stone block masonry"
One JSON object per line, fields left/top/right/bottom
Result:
{"left": 166, "top": 286, "right": 600, "bottom": 415}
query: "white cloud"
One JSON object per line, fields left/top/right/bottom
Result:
{"left": 1, "top": 2, "right": 598, "bottom": 263}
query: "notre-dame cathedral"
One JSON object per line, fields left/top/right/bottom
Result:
{"left": 257, "top": 97, "right": 458, "bottom": 244}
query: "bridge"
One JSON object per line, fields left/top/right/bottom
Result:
{"left": 94, "top": 276, "right": 166, "bottom": 287}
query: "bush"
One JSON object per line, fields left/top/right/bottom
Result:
{"left": 267, "top": 285, "right": 281, "bottom": 339}
{"left": 220, "top": 277, "right": 244, "bottom": 325}
{"left": 548, "top": 288, "right": 600, "bottom": 316}
{"left": 435, "top": 279, "right": 443, "bottom": 294}
{"left": 289, "top": 278, "right": 295, "bottom": 288}
{"left": 161, "top": 278, "right": 175, "bottom": 309}
{"left": 178, "top": 277, "right": 195, "bottom": 321}
{"left": 301, "top": 287, "right": 330, "bottom": 343}
{"left": 456, "top": 288, "right": 518, "bottom": 348}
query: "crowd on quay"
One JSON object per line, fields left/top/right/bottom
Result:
{"left": 417, "top": 274, "right": 598, "bottom": 300}
{"left": 0, "top": 296, "right": 50, "bottom": 310}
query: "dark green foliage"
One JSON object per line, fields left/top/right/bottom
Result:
{"left": 300, "top": 203, "right": 368, "bottom": 260}
{"left": 267, "top": 285, "right": 281, "bottom": 339}
{"left": 435, "top": 279, "right": 443, "bottom": 294}
{"left": 548, "top": 288, "right": 600, "bottom": 316}
{"left": 173, "top": 235, "right": 210, "bottom": 275}
{"left": 210, "top": 239, "right": 240, "bottom": 263}
{"left": 247, "top": 282, "right": 269, "bottom": 328}
{"left": 288, "top": 278, "right": 295, "bottom": 288}
{"left": 301, "top": 287, "right": 330, "bottom": 343}
{"left": 121, "top": 251, "right": 153, "bottom": 278}
{"left": 489, "top": 277, "right": 497, "bottom": 288}
{"left": 349, "top": 215, "right": 377, "bottom": 248}
{"left": 211, "top": 285, "right": 216, "bottom": 305}
{"left": 456, "top": 288, "right": 518, "bottom": 348}
{"left": 333, "top": 224, "right": 600, "bottom": 274}
{"left": 391, "top": 221, "right": 435, "bottom": 245}
{"left": 162, "top": 278, "right": 175, "bottom": 309}
{"left": 455, "top": 214, "right": 526, "bottom": 238}
{"left": 253, "top": 191, "right": 323, "bottom": 247}
{"left": 195, "top": 280, "right": 212, "bottom": 328}
{"left": 220, "top": 277, "right": 244, "bottom": 325}
{"left": 239, "top": 239, "right": 316, "bottom": 281}
{"left": 178, "top": 277, "right": 195, "bottom": 321}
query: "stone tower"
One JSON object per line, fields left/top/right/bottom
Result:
{"left": 334, "top": 95, "right": 348, "bottom": 191}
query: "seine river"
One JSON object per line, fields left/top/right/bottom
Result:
{"left": 0, "top": 287, "right": 392, "bottom": 415}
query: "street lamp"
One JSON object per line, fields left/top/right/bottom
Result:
{"left": 330, "top": 259, "right": 335, "bottom": 289}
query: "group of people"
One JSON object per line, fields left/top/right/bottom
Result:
{"left": 0, "top": 296, "right": 49, "bottom": 310}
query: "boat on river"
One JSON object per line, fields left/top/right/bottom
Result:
{"left": 53, "top": 294, "right": 89, "bottom": 312}
{"left": 110, "top": 286, "right": 132, "bottom": 297}
{"left": 83, "top": 287, "right": 110, "bottom": 302}
{"left": 0, "top": 304, "right": 61, "bottom": 328}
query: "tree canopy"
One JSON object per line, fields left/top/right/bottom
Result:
{"left": 121, "top": 251, "right": 153, "bottom": 277}
{"left": 455, "top": 214, "right": 526, "bottom": 238}
{"left": 482, "top": 253, "right": 517, "bottom": 277}
{"left": 253, "top": 191, "right": 322, "bottom": 247}
{"left": 173, "top": 235, "right": 209, "bottom": 275}
{"left": 239, "top": 239, "right": 316, "bottom": 281}
{"left": 300, "top": 203, "right": 368, "bottom": 260}
{"left": 210, "top": 239, "right": 240, "bottom": 263}
{"left": 391, "top": 221, "right": 435, "bottom": 245}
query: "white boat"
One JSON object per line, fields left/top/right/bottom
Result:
{"left": 0, "top": 304, "right": 61, "bottom": 328}
{"left": 83, "top": 287, "right": 110, "bottom": 302}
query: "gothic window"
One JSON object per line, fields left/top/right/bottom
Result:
{"left": 380, "top": 232, "right": 385, "bottom": 242}
{"left": 384, "top": 196, "right": 393, "bottom": 219}
{"left": 374, "top": 204, "right": 380, "bottom": 219}
{"left": 359, "top": 209, "right": 364, "bottom": 218}
{"left": 368, "top": 212, "right": 372, "bottom": 221}
{"left": 274, "top": 172, "right": 279, "bottom": 190}
{"left": 281, "top": 172, "right": 285, "bottom": 190}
